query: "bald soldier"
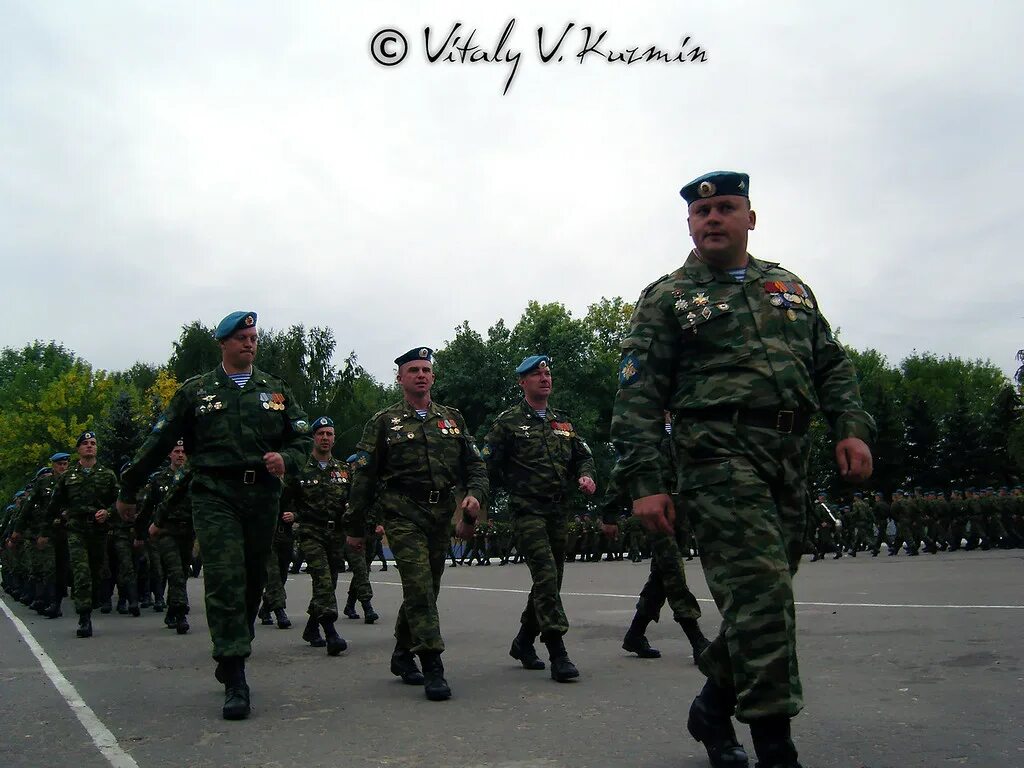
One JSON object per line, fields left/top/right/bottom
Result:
{"left": 610, "top": 172, "right": 874, "bottom": 768}
{"left": 117, "top": 311, "right": 312, "bottom": 720}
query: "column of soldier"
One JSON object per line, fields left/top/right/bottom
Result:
{"left": 805, "top": 487, "right": 1024, "bottom": 561}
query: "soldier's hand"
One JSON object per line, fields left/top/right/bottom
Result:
{"left": 9, "top": 532, "right": 20, "bottom": 543}
{"left": 281, "top": 510, "right": 295, "bottom": 524}
{"left": 633, "top": 494, "right": 675, "bottom": 535}
{"left": 578, "top": 476, "right": 597, "bottom": 496}
{"left": 600, "top": 523, "right": 619, "bottom": 540}
{"left": 460, "top": 494, "right": 481, "bottom": 517}
{"left": 263, "top": 452, "right": 286, "bottom": 477}
{"left": 36, "top": 536, "right": 49, "bottom": 549}
{"left": 148, "top": 523, "right": 161, "bottom": 539}
{"left": 455, "top": 518, "right": 475, "bottom": 540}
{"left": 116, "top": 500, "right": 136, "bottom": 522}
{"left": 836, "top": 438, "right": 873, "bottom": 482}
{"left": 95, "top": 508, "right": 109, "bottom": 524}
{"left": 346, "top": 535, "right": 365, "bottom": 552}
{"left": 374, "top": 524, "right": 385, "bottom": 536}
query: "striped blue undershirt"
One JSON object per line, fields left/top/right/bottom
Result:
{"left": 415, "top": 409, "right": 428, "bottom": 419}
{"left": 727, "top": 267, "right": 746, "bottom": 282}
{"left": 536, "top": 409, "right": 546, "bottom": 419}
{"left": 225, "top": 367, "right": 252, "bottom": 388}
{"left": 664, "top": 423, "right": 672, "bottom": 434}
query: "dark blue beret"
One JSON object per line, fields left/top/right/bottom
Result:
{"left": 680, "top": 171, "right": 750, "bottom": 205}
{"left": 346, "top": 454, "right": 358, "bottom": 463}
{"left": 76, "top": 431, "right": 96, "bottom": 447}
{"left": 14, "top": 490, "right": 25, "bottom": 498}
{"left": 516, "top": 355, "right": 551, "bottom": 376}
{"left": 50, "top": 452, "right": 71, "bottom": 462}
{"left": 395, "top": 347, "right": 433, "bottom": 367}
{"left": 35, "top": 467, "right": 54, "bottom": 479}
{"left": 215, "top": 311, "right": 258, "bottom": 340}
{"left": 311, "top": 416, "right": 334, "bottom": 432}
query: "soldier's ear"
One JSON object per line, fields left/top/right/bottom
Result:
{"left": 748, "top": 208, "right": 756, "bottom": 231}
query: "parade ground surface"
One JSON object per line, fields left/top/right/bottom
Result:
{"left": 2, "top": 550, "right": 1022, "bottom": 768}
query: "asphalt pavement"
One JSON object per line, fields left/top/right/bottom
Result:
{"left": 2, "top": 548, "right": 1022, "bottom": 768}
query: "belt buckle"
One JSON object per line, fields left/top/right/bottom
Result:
{"left": 776, "top": 410, "right": 795, "bottom": 434}
{"left": 428, "top": 490, "right": 441, "bottom": 504}
{"left": 243, "top": 470, "right": 256, "bottom": 485}
{"left": 327, "top": 520, "right": 336, "bottom": 531}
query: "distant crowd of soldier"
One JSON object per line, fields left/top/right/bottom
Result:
{"left": 806, "top": 486, "right": 1024, "bottom": 560}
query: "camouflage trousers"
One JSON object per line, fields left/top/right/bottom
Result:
{"left": 636, "top": 526, "right": 702, "bottom": 623}
{"left": 108, "top": 529, "right": 137, "bottom": 597}
{"left": 190, "top": 472, "right": 279, "bottom": 660}
{"left": 387, "top": 514, "right": 449, "bottom": 653}
{"left": 345, "top": 537, "right": 373, "bottom": 604}
{"left": 514, "top": 513, "right": 568, "bottom": 639}
{"left": 31, "top": 538, "right": 57, "bottom": 582}
{"left": 261, "top": 551, "right": 287, "bottom": 611}
{"left": 297, "top": 527, "right": 346, "bottom": 621}
{"left": 143, "top": 539, "right": 164, "bottom": 596}
{"left": 675, "top": 421, "right": 809, "bottom": 723}
{"left": 67, "top": 526, "right": 110, "bottom": 614}
{"left": 157, "top": 532, "right": 193, "bottom": 612}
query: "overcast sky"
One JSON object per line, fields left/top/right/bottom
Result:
{"left": 2, "top": 1, "right": 1022, "bottom": 384}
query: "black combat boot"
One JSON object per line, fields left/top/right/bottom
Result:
{"left": 220, "top": 657, "right": 251, "bottom": 720}
{"left": 390, "top": 644, "right": 425, "bottom": 685}
{"left": 76, "top": 611, "right": 93, "bottom": 638}
{"left": 274, "top": 608, "right": 291, "bottom": 629}
{"left": 686, "top": 680, "right": 749, "bottom": 768}
{"left": 140, "top": 590, "right": 153, "bottom": 609}
{"left": 153, "top": 590, "right": 166, "bottom": 612}
{"left": 116, "top": 595, "right": 128, "bottom": 614}
{"left": 30, "top": 580, "right": 47, "bottom": 612}
{"left": 622, "top": 613, "right": 660, "bottom": 658}
{"left": 259, "top": 604, "right": 274, "bottom": 625}
{"left": 543, "top": 634, "right": 580, "bottom": 682}
{"left": 320, "top": 617, "right": 348, "bottom": 657}
{"left": 44, "top": 584, "right": 63, "bottom": 618}
{"left": 343, "top": 597, "right": 360, "bottom": 620}
{"left": 749, "top": 715, "right": 801, "bottom": 768}
{"left": 302, "top": 614, "right": 326, "bottom": 647}
{"left": 680, "top": 618, "right": 712, "bottom": 664}
{"left": 361, "top": 600, "right": 379, "bottom": 624}
{"left": 418, "top": 651, "right": 452, "bottom": 701}
{"left": 127, "top": 584, "right": 141, "bottom": 617}
{"left": 175, "top": 608, "right": 190, "bottom": 635}
{"left": 164, "top": 607, "right": 177, "bottom": 628}
{"left": 509, "top": 626, "right": 546, "bottom": 670}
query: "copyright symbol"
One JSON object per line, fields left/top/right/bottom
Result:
{"left": 371, "top": 28, "right": 408, "bottom": 66}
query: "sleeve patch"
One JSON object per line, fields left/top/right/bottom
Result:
{"left": 618, "top": 353, "right": 641, "bottom": 386}
{"left": 354, "top": 450, "right": 371, "bottom": 467}
{"left": 292, "top": 419, "right": 310, "bottom": 434}
{"left": 481, "top": 445, "right": 493, "bottom": 460}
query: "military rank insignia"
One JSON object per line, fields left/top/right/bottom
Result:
{"left": 619, "top": 353, "right": 641, "bottom": 386}
{"left": 437, "top": 419, "right": 461, "bottom": 435}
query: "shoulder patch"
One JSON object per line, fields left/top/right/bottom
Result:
{"left": 292, "top": 419, "right": 311, "bottom": 434}
{"left": 353, "top": 450, "right": 371, "bottom": 468}
{"left": 619, "top": 353, "right": 642, "bottom": 386}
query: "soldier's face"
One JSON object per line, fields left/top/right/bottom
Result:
{"left": 687, "top": 195, "right": 755, "bottom": 258}
{"left": 169, "top": 446, "right": 187, "bottom": 468}
{"left": 314, "top": 427, "right": 336, "bottom": 453}
{"left": 519, "top": 367, "right": 552, "bottom": 399}
{"left": 221, "top": 329, "right": 258, "bottom": 369}
{"left": 52, "top": 459, "right": 69, "bottom": 475}
{"left": 77, "top": 438, "right": 97, "bottom": 459}
{"left": 398, "top": 362, "right": 434, "bottom": 397}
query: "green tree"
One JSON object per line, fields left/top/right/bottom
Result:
{"left": 167, "top": 321, "right": 220, "bottom": 381}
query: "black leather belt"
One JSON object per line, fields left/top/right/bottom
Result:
{"left": 676, "top": 407, "right": 811, "bottom": 436}
{"left": 388, "top": 481, "right": 453, "bottom": 505}
{"left": 197, "top": 466, "right": 273, "bottom": 485}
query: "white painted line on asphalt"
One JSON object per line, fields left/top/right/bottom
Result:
{"left": 0, "top": 597, "right": 141, "bottom": 768}
{"left": 372, "top": 580, "right": 1024, "bottom": 610}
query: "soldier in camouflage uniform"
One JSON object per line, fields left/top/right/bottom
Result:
{"left": 483, "top": 355, "right": 596, "bottom": 682}
{"left": 47, "top": 432, "right": 119, "bottom": 638}
{"left": 146, "top": 444, "right": 194, "bottom": 634}
{"left": 345, "top": 347, "right": 488, "bottom": 701}
{"left": 107, "top": 460, "right": 141, "bottom": 617}
{"left": 13, "top": 466, "right": 56, "bottom": 612}
{"left": 7, "top": 487, "right": 34, "bottom": 606}
{"left": 284, "top": 417, "right": 364, "bottom": 656}
{"left": 22, "top": 453, "right": 71, "bottom": 617}
{"left": 869, "top": 490, "right": 892, "bottom": 556}
{"left": 849, "top": 492, "right": 873, "bottom": 556}
{"left": 811, "top": 492, "right": 841, "bottom": 561}
{"left": 889, "top": 489, "right": 918, "bottom": 555}
{"left": 610, "top": 172, "right": 874, "bottom": 768}
{"left": 117, "top": 311, "right": 312, "bottom": 720}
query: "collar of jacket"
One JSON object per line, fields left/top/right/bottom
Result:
{"left": 682, "top": 249, "right": 780, "bottom": 285}
{"left": 518, "top": 399, "right": 557, "bottom": 423}
{"left": 214, "top": 365, "right": 271, "bottom": 389}
{"left": 305, "top": 454, "right": 340, "bottom": 470}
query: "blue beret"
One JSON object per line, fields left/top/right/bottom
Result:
{"left": 516, "top": 355, "right": 551, "bottom": 376}
{"left": 680, "top": 171, "right": 749, "bottom": 205}
{"left": 346, "top": 454, "right": 358, "bottom": 463}
{"left": 14, "top": 490, "right": 25, "bottom": 498}
{"left": 311, "top": 416, "right": 334, "bottom": 432}
{"left": 853, "top": 492, "right": 862, "bottom": 498}
{"left": 76, "top": 430, "right": 96, "bottom": 447}
{"left": 50, "top": 452, "right": 71, "bottom": 462}
{"left": 35, "top": 467, "right": 54, "bottom": 479}
{"left": 395, "top": 347, "right": 433, "bottom": 367}
{"left": 215, "top": 311, "right": 258, "bottom": 340}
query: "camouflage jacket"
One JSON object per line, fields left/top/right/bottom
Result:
{"left": 345, "top": 399, "right": 489, "bottom": 534}
{"left": 282, "top": 454, "right": 350, "bottom": 531}
{"left": 153, "top": 468, "right": 194, "bottom": 534}
{"left": 137, "top": 466, "right": 178, "bottom": 538}
{"left": 16, "top": 474, "right": 60, "bottom": 537}
{"left": 483, "top": 400, "right": 595, "bottom": 512}
{"left": 48, "top": 461, "right": 119, "bottom": 532}
{"left": 851, "top": 498, "right": 872, "bottom": 526}
{"left": 119, "top": 365, "right": 312, "bottom": 502}
{"left": 610, "top": 251, "right": 875, "bottom": 500}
